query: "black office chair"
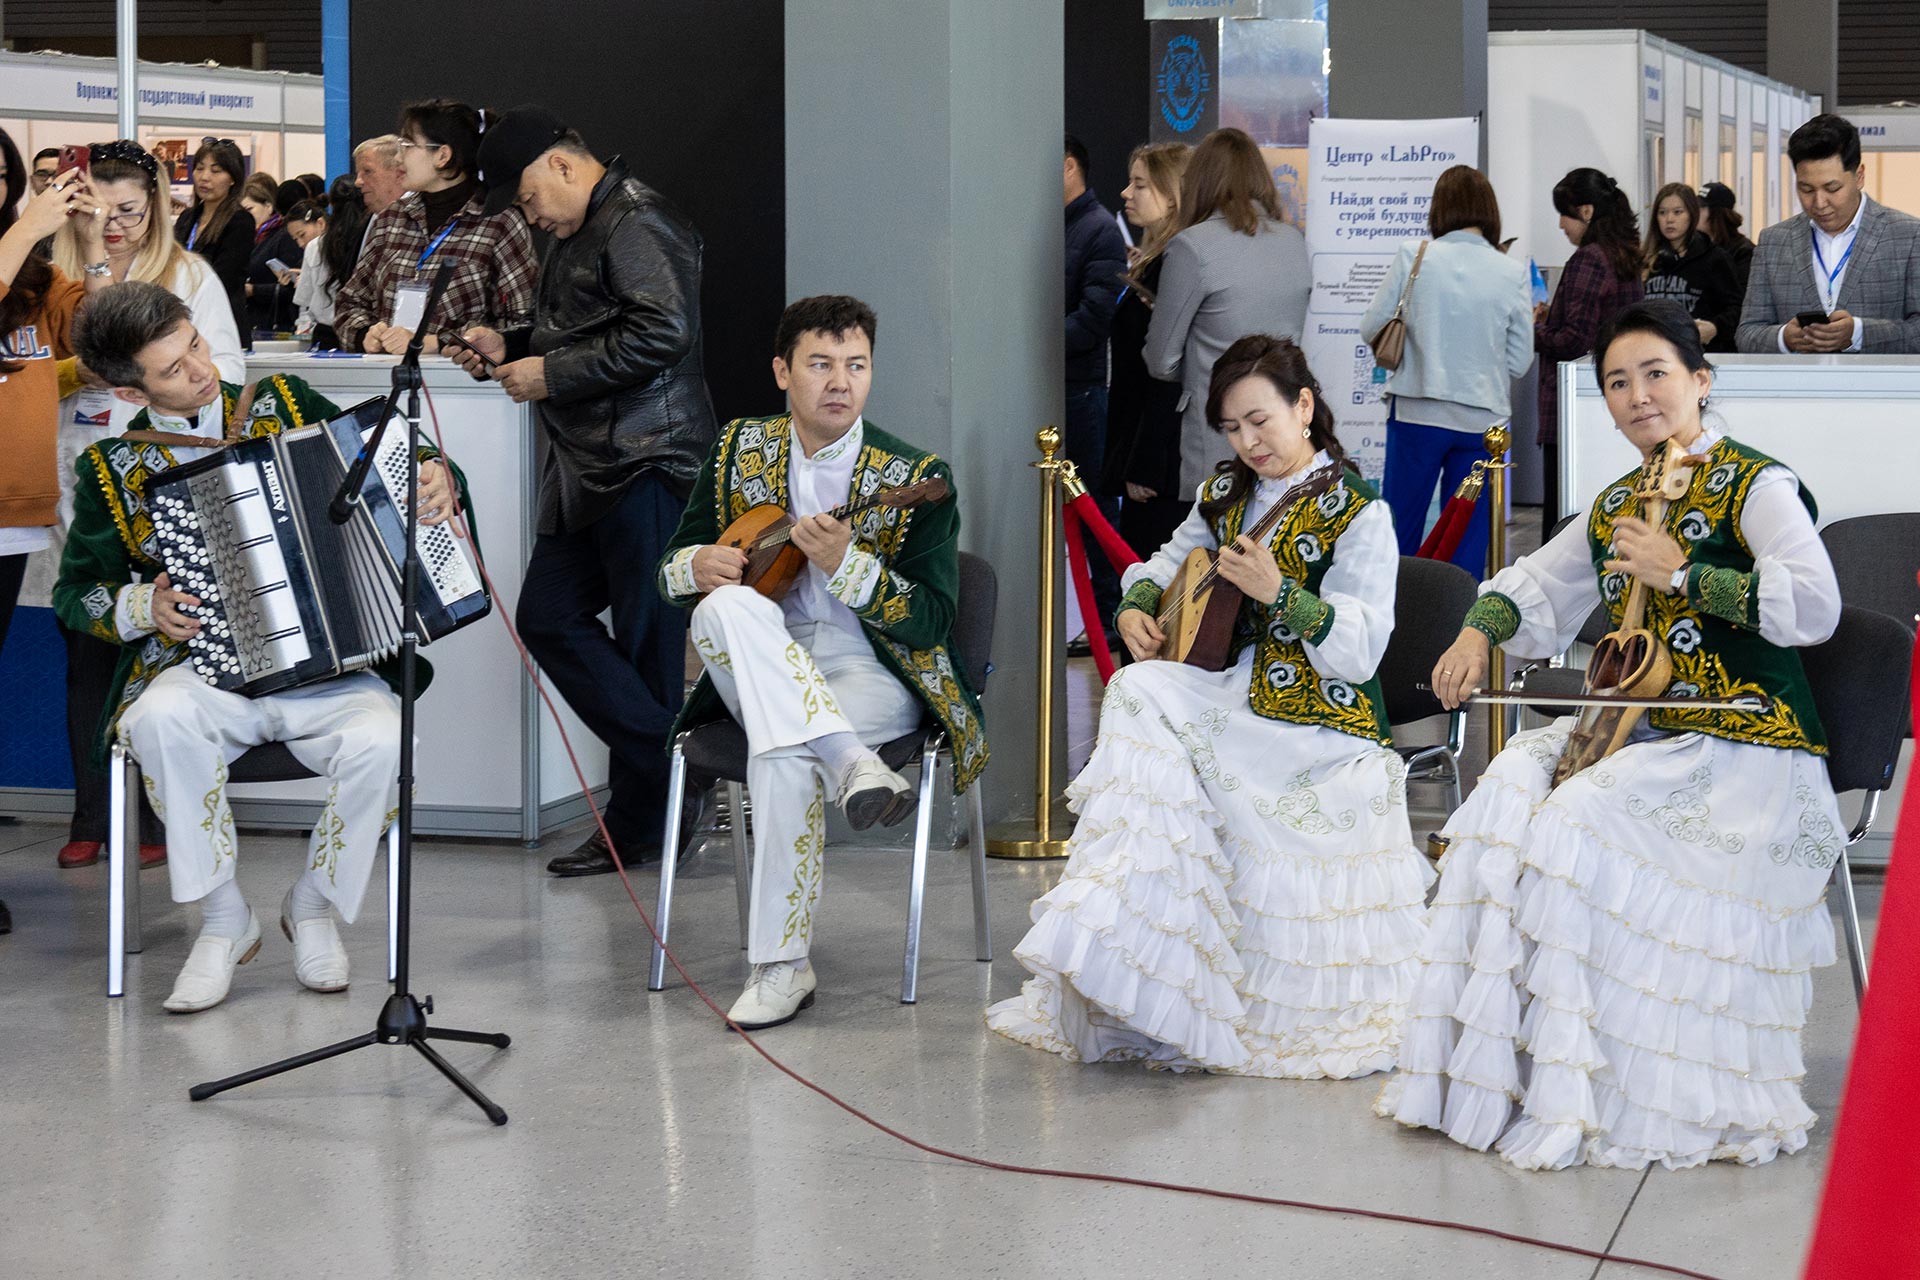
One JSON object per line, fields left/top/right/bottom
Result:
{"left": 648, "top": 552, "right": 997, "bottom": 1004}
{"left": 1800, "top": 604, "right": 1913, "bottom": 1004}
{"left": 1820, "top": 512, "right": 1919, "bottom": 741}
{"left": 108, "top": 741, "right": 400, "bottom": 997}
{"left": 1379, "top": 556, "right": 1479, "bottom": 812}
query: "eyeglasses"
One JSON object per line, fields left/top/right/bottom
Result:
{"left": 103, "top": 203, "right": 152, "bottom": 229}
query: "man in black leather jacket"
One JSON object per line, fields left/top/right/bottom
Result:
{"left": 459, "top": 106, "right": 718, "bottom": 876}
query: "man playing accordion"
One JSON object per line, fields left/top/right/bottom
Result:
{"left": 54, "top": 281, "right": 472, "bottom": 1013}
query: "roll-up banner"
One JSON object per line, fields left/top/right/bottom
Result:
{"left": 1301, "top": 116, "right": 1480, "bottom": 482}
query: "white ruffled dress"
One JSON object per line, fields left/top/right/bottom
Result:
{"left": 1376, "top": 436, "right": 1846, "bottom": 1169}
{"left": 988, "top": 469, "right": 1435, "bottom": 1079}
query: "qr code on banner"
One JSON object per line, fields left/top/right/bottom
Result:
{"left": 1350, "top": 343, "right": 1381, "bottom": 406}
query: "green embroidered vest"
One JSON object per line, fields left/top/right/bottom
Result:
{"left": 1586, "top": 437, "right": 1826, "bottom": 754}
{"left": 696, "top": 415, "right": 990, "bottom": 791}
{"left": 1203, "top": 468, "right": 1390, "bottom": 744}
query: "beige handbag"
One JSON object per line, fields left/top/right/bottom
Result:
{"left": 1367, "top": 240, "right": 1428, "bottom": 371}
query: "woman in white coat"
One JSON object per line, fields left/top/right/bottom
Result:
{"left": 36, "top": 139, "right": 244, "bottom": 870}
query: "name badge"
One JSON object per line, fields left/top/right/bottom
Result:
{"left": 391, "top": 283, "right": 431, "bottom": 335}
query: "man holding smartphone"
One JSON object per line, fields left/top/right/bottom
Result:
{"left": 1737, "top": 113, "right": 1920, "bottom": 354}
{"left": 452, "top": 105, "right": 718, "bottom": 878}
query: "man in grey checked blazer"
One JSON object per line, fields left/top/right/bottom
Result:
{"left": 1737, "top": 113, "right": 1920, "bottom": 354}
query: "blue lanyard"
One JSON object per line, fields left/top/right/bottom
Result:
{"left": 416, "top": 218, "right": 458, "bottom": 271}
{"left": 186, "top": 219, "right": 201, "bottom": 251}
{"left": 1811, "top": 228, "right": 1854, "bottom": 302}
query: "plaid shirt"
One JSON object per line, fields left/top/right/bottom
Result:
{"left": 333, "top": 193, "right": 538, "bottom": 350}
{"left": 1534, "top": 242, "right": 1643, "bottom": 444}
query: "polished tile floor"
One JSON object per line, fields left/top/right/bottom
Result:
{"left": 0, "top": 513, "right": 1878, "bottom": 1280}
{"left": 0, "top": 775, "right": 1874, "bottom": 1279}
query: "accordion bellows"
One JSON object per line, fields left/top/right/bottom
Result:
{"left": 147, "top": 398, "right": 489, "bottom": 697}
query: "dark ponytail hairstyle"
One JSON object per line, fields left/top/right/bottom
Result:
{"left": 1199, "top": 334, "right": 1350, "bottom": 520}
{"left": 0, "top": 125, "right": 54, "bottom": 375}
{"left": 1553, "top": 166, "right": 1641, "bottom": 282}
{"left": 1591, "top": 299, "right": 1713, "bottom": 391}
{"left": 396, "top": 98, "right": 488, "bottom": 180}
{"left": 321, "top": 175, "right": 369, "bottom": 291}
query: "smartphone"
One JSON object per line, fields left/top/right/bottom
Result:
{"left": 440, "top": 332, "right": 499, "bottom": 372}
{"left": 57, "top": 144, "right": 91, "bottom": 175}
{"left": 267, "top": 258, "right": 293, "bottom": 273}
{"left": 1794, "top": 309, "right": 1831, "bottom": 328}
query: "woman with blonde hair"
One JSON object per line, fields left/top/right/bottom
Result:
{"left": 44, "top": 139, "right": 244, "bottom": 873}
{"left": 1102, "top": 141, "right": 1193, "bottom": 557}
{"left": 1144, "top": 128, "right": 1312, "bottom": 499}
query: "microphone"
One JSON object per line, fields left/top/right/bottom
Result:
{"left": 330, "top": 257, "right": 459, "bottom": 525}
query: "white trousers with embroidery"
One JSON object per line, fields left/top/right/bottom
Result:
{"left": 688, "top": 586, "right": 921, "bottom": 964}
{"left": 118, "top": 665, "right": 401, "bottom": 922}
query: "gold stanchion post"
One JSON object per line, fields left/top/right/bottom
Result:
{"left": 987, "top": 427, "right": 1074, "bottom": 859}
{"left": 1483, "top": 423, "right": 1512, "bottom": 758}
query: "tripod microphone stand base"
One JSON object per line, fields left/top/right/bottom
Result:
{"left": 188, "top": 993, "right": 511, "bottom": 1124}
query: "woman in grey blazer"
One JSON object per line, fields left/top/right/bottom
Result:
{"left": 1144, "top": 128, "right": 1311, "bottom": 497}
{"left": 1360, "top": 166, "right": 1534, "bottom": 575}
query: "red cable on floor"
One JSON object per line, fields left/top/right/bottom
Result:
{"left": 419, "top": 388, "right": 1730, "bottom": 1280}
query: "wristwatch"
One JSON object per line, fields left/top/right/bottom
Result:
{"left": 1669, "top": 565, "right": 1689, "bottom": 594}
{"left": 82, "top": 260, "right": 112, "bottom": 278}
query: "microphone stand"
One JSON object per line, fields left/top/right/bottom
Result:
{"left": 189, "top": 268, "right": 511, "bottom": 1124}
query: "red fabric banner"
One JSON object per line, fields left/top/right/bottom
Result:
{"left": 1803, "top": 621, "right": 1920, "bottom": 1280}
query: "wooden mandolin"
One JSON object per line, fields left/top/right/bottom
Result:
{"left": 1549, "top": 440, "right": 1706, "bottom": 787}
{"left": 1153, "top": 465, "right": 1340, "bottom": 671}
{"left": 715, "top": 475, "right": 950, "bottom": 601}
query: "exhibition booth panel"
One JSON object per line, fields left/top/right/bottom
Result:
{"left": 1489, "top": 30, "right": 1817, "bottom": 276}
{"left": 1851, "top": 104, "right": 1920, "bottom": 219}
{"left": 0, "top": 50, "right": 324, "bottom": 203}
{"left": 0, "top": 356, "right": 609, "bottom": 842}
{"left": 1560, "top": 353, "right": 1920, "bottom": 862}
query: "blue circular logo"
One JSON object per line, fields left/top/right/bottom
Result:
{"left": 1157, "top": 35, "right": 1211, "bottom": 135}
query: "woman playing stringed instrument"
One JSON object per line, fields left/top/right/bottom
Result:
{"left": 988, "top": 335, "right": 1434, "bottom": 1079}
{"left": 1378, "top": 301, "right": 1846, "bottom": 1170}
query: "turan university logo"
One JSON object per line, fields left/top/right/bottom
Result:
{"left": 1157, "top": 35, "right": 1211, "bottom": 134}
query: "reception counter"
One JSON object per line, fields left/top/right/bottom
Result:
{"left": 0, "top": 353, "right": 608, "bottom": 841}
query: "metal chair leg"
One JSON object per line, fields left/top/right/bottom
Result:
{"left": 1835, "top": 845, "right": 1869, "bottom": 1006}
{"left": 124, "top": 750, "right": 143, "bottom": 953}
{"left": 387, "top": 822, "right": 401, "bottom": 984}
{"left": 967, "top": 779, "right": 991, "bottom": 963}
{"left": 648, "top": 747, "right": 690, "bottom": 992}
{"left": 899, "top": 746, "right": 939, "bottom": 1004}
{"left": 728, "top": 781, "right": 751, "bottom": 949}
{"left": 108, "top": 743, "right": 128, "bottom": 997}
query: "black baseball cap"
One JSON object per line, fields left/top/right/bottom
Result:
{"left": 477, "top": 104, "right": 570, "bottom": 217}
{"left": 1699, "top": 181, "right": 1737, "bottom": 210}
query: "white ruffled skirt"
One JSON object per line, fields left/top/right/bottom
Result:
{"left": 1375, "top": 721, "right": 1843, "bottom": 1170}
{"left": 986, "top": 658, "right": 1434, "bottom": 1079}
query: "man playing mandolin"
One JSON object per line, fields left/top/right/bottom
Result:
{"left": 1381, "top": 301, "right": 1846, "bottom": 1171}
{"left": 657, "top": 295, "right": 987, "bottom": 1030}
{"left": 988, "top": 334, "right": 1434, "bottom": 1079}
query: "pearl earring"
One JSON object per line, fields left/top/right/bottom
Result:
{"left": 1301, "top": 426, "right": 1311, "bottom": 439}
{"left": 1698, "top": 396, "right": 1708, "bottom": 410}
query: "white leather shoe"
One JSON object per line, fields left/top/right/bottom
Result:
{"left": 726, "top": 961, "right": 819, "bottom": 1030}
{"left": 280, "top": 887, "right": 350, "bottom": 993}
{"left": 163, "top": 914, "right": 263, "bottom": 1013}
{"left": 837, "top": 756, "right": 915, "bottom": 831}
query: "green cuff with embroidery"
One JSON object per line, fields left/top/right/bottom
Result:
{"left": 1116, "top": 578, "right": 1163, "bottom": 628}
{"left": 1463, "top": 590, "right": 1522, "bottom": 647}
{"left": 1275, "top": 580, "right": 1336, "bottom": 646}
{"left": 1687, "top": 563, "right": 1760, "bottom": 629}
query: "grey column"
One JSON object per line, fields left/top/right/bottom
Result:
{"left": 1768, "top": 0, "right": 1838, "bottom": 108}
{"left": 786, "top": 0, "right": 1066, "bottom": 826}
{"left": 1327, "top": 0, "right": 1487, "bottom": 157}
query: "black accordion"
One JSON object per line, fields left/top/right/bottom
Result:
{"left": 146, "top": 397, "right": 490, "bottom": 696}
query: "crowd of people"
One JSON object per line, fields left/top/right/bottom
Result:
{"left": 0, "top": 104, "right": 1907, "bottom": 1173}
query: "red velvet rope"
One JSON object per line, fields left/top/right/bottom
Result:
{"left": 1416, "top": 494, "right": 1474, "bottom": 560}
{"left": 1062, "top": 505, "right": 1117, "bottom": 682}
{"left": 1804, "top": 610, "right": 1920, "bottom": 1279}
